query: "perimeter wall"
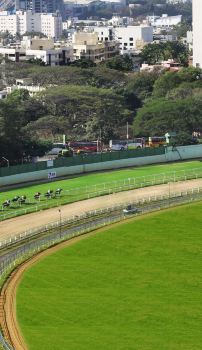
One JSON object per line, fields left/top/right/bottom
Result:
{"left": 0, "top": 145, "right": 202, "bottom": 187}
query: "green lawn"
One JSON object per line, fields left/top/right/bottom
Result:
{"left": 1, "top": 160, "right": 202, "bottom": 220}
{"left": 17, "top": 202, "right": 202, "bottom": 350}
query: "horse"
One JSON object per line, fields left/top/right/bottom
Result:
{"left": 55, "top": 188, "right": 62, "bottom": 197}
{"left": 11, "top": 196, "right": 20, "bottom": 204}
{"left": 34, "top": 192, "right": 41, "bottom": 200}
{"left": 2, "top": 199, "right": 10, "bottom": 208}
{"left": 18, "top": 195, "right": 26, "bottom": 205}
{"left": 44, "top": 190, "right": 53, "bottom": 199}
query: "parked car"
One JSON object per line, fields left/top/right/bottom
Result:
{"left": 123, "top": 205, "right": 140, "bottom": 215}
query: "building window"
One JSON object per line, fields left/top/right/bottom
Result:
{"left": 124, "top": 43, "right": 127, "bottom": 46}
{"left": 130, "top": 43, "right": 133, "bottom": 46}
{"left": 129, "top": 37, "right": 133, "bottom": 41}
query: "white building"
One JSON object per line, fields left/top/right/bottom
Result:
{"left": 193, "top": 0, "right": 202, "bottom": 68}
{"left": 0, "top": 11, "right": 17, "bottom": 36}
{"left": 41, "top": 13, "right": 62, "bottom": 39}
{"left": 0, "top": 10, "right": 62, "bottom": 38}
{"left": 0, "top": 36, "right": 73, "bottom": 65}
{"left": 94, "top": 25, "right": 153, "bottom": 54}
{"left": 167, "top": 0, "right": 188, "bottom": 3}
{"left": 148, "top": 14, "right": 182, "bottom": 28}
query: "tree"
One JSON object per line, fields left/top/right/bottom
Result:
{"left": 123, "top": 69, "right": 161, "bottom": 110}
{"left": 141, "top": 41, "right": 189, "bottom": 66}
{"left": 133, "top": 97, "right": 202, "bottom": 137}
{"left": 172, "top": 132, "right": 198, "bottom": 146}
{"left": 31, "top": 85, "right": 131, "bottom": 141}
{"left": 28, "top": 58, "right": 45, "bottom": 66}
{"left": 105, "top": 55, "right": 133, "bottom": 72}
{"left": 70, "top": 58, "right": 96, "bottom": 68}
{"left": 172, "top": 20, "right": 192, "bottom": 39}
{"left": 0, "top": 90, "right": 50, "bottom": 163}
{"left": 153, "top": 67, "right": 202, "bottom": 98}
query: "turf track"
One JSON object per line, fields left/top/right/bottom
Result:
{"left": 16, "top": 201, "right": 202, "bottom": 350}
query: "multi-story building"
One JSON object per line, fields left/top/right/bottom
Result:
{"left": 41, "top": 12, "right": 62, "bottom": 38}
{"left": 193, "top": 0, "right": 202, "bottom": 68}
{"left": 94, "top": 25, "right": 153, "bottom": 54}
{"left": 72, "top": 32, "right": 119, "bottom": 62}
{"left": 16, "top": 0, "right": 64, "bottom": 14}
{"left": 148, "top": 14, "right": 182, "bottom": 28}
{"left": 0, "top": 11, "right": 17, "bottom": 36}
{"left": 0, "top": 36, "right": 73, "bottom": 65}
{"left": 0, "top": 10, "right": 62, "bottom": 38}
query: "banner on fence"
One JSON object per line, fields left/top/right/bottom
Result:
{"left": 47, "top": 160, "right": 54, "bottom": 167}
{"left": 48, "top": 171, "right": 56, "bottom": 179}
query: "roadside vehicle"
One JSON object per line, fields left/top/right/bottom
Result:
{"left": 53, "top": 143, "right": 67, "bottom": 149}
{"left": 68, "top": 141, "right": 100, "bottom": 153}
{"left": 123, "top": 205, "right": 139, "bottom": 215}
{"left": 109, "top": 138, "right": 145, "bottom": 151}
{"left": 148, "top": 136, "right": 167, "bottom": 148}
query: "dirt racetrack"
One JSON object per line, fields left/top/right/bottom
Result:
{"left": 1, "top": 178, "right": 202, "bottom": 242}
{"left": 0, "top": 178, "right": 202, "bottom": 350}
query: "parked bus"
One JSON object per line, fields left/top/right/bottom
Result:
{"left": 109, "top": 138, "right": 145, "bottom": 151}
{"left": 68, "top": 141, "right": 99, "bottom": 153}
{"left": 148, "top": 136, "right": 167, "bottom": 148}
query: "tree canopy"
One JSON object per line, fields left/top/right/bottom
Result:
{"left": 141, "top": 41, "right": 189, "bottom": 66}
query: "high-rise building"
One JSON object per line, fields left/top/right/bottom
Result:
{"left": 15, "top": 0, "right": 33, "bottom": 11}
{"left": 15, "top": 0, "right": 64, "bottom": 15}
{"left": 193, "top": 0, "right": 202, "bottom": 67}
{"left": 0, "top": 10, "right": 62, "bottom": 37}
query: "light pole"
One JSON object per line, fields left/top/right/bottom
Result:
{"left": 2, "top": 157, "right": 9, "bottom": 167}
{"left": 97, "top": 128, "right": 102, "bottom": 153}
{"left": 168, "top": 182, "right": 171, "bottom": 206}
{"left": 126, "top": 122, "right": 129, "bottom": 140}
{"left": 58, "top": 209, "right": 62, "bottom": 238}
{"left": 126, "top": 122, "right": 129, "bottom": 149}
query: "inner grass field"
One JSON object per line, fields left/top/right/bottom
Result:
{"left": 1, "top": 160, "right": 202, "bottom": 213}
{"left": 17, "top": 202, "right": 202, "bottom": 350}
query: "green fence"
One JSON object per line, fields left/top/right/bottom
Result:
{"left": 0, "top": 147, "right": 165, "bottom": 178}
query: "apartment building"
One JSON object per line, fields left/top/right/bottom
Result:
{"left": 0, "top": 10, "right": 62, "bottom": 38}
{"left": 41, "top": 13, "right": 62, "bottom": 38}
{"left": 148, "top": 14, "right": 182, "bottom": 28}
{"left": 0, "top": 36, "right": 73, "bottom": 65}
{"left": 72, "top": 32, "right": 119, "bottom": 62}
{"left": 16, "top": 0, "right": 64, "bottom": 14}
{"left": 94, "top": 25, "right": 153, "bottom": 54}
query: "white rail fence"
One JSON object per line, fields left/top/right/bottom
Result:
{"left": 0, "top": 168, "right": 202, "bottom": 221}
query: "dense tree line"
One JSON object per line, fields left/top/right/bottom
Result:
{"left": 133, "top": 67, "right": 202, "bottom": 137}
{"left": 1, "top": 62, "right": 202, "bottom": 165}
